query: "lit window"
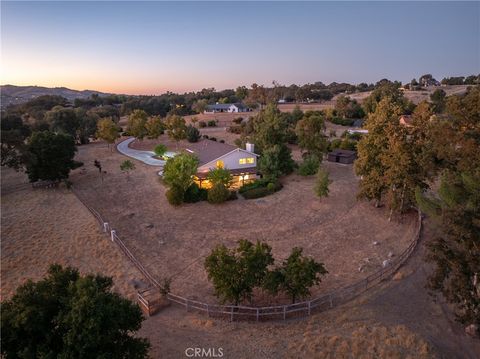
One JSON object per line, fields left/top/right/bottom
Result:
{"left": 247, "top": 157, "right": 254, "bottom": 164}
{"left": 239, "top": 158, "right": 254, "bottom": 165}
{"left": 216, "top": 160, "right": 224, "bottom": 168}
{"left": 239, "top": 158, "right": 246, "bottom": 164}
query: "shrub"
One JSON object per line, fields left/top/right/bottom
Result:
{"left": 266, "top": 182, "right": 276, "bottom": 192}
{"left": 207, "top": 120, "right": 217, "bottom": 127}
{"left": 198, "top": 121, "right": 207, "bottom": 128}
{"left": 219, "top": 139, "right": 225, "bottom": 143}
{"left": 228, "top": 191, "right": 238, "bottom": 201}
{"left": 184, "top": 183, "right": 208, "bottom": 203}
{"left": 297, "top": 156, "right": 320, "bottom": 176}
{"left": 329, "top": 130, "right": 337, "bottom": 137}
{"left": 186, "top": 124, "right": 200, "bottom": 143}
{"left": 241, "top": 186, "right": 271, "bottom": 199}
{"left": 203, "top": 134, "right": 209, "bottom": 139}
{"left": 232, "top": 117, "right": 243, "bottom": 124}
{"left": 315, "top": 168, "right": 330, "bottom": 198}
{"left": 207, "top": 183, "right": 230, "bottom": 204}
{"left": 329, "top": 117, "right": 355, "bottom": 126}
{"left": 154, "top": 144, "right": 167, "bottom": 157}
{"left": 210, "top": 137, "right": 217, "bottom": 141}
{"left": 228, "top": 126, "right": 243, "bottom": 134}
{"left": 166, "top": 185, "right": 184, "bottom": 206}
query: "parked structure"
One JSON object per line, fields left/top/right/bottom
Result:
{"left": 204, "top": 103, "right": 250, "bottom": 113}
{"left": 327, "top": 149, "right": 357, "bottom": 164}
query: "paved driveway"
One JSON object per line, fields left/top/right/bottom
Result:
{"left": 116, "top": 138, "right": 166, "bottom": 167}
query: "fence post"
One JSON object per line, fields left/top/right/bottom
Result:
{"left": 186, "top": 300, "right": 189, "bottom": 312}
{"left": 207, "top": 304, "right": 210, "bottom": 317}
{"left": 103, "top": 222, "right": 109, "bottom": 233}
{"left": 365, "top": 277, "right": 368, "bottom": 290}
{"left": 283, "top": 306, "right": 286, "bottom": 320}
{"left": 230, "top": 307, "right": 234, "bottom": 322}
{"left": 256, "top": 308, "right": 259, "bottom": 322}
{"left": 329, "top": 294, "right": 333, "bottom": 308}
{"left": 110, "top": 230, "right": 116, "bottom": 242}
{"left": 308, "top": 301, "right": 311, "bottom": 316}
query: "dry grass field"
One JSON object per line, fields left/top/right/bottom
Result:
{"left": 69, "top": 138, "right": 417, "bottom": 305}
{"left": 1, "top": 168, "right": 142, "bottom": 301}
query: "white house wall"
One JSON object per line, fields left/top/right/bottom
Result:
{"left": 198, "top": 149, "right": 257, "bottom": 173}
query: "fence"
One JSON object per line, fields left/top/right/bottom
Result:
{"left": 72, "top": 187, "right": 422, "bottom": 321}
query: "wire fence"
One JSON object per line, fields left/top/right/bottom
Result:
{"left": 72, "top": 187, "right": 422, "bottom": 322}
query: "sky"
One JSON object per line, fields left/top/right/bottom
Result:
{"left": 1, "top": 1, "right": 479, "bottom": 95}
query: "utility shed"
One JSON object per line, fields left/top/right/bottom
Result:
{"left": 327, "top": 149, "right": 357, "bottom": 164}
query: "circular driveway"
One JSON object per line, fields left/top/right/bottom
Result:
{"left": 116, "top": 138, "right": 166, "bottom": 167}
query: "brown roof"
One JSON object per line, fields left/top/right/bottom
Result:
{"left": 329, "top": 149, "right": 356, "bottom": 157}
{"left": 399, "top": 115, "right": 414, "bottom": 127}
{"left": 184, "top": 140, "right": 237, "bottom": 165}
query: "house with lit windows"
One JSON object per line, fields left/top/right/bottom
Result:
{"left": 183, "top": 140, "right": 259, "bottom": 188}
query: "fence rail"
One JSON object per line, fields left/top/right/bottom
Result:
{"left": 72, "top": 187, "right": 422, "bottom": 321}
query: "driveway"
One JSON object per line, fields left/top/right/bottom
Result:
{"left": 116, "top": 137, "right": 166, "bottom": 167}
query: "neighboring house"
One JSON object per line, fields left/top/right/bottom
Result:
{"left": 204, "top": 103, "right": 250, "bottom": 113}
{"left": 184, "top": 140, "right": 258, "bottom": 188}
{"left": 327, "top": 149, "right": 357, "bottom": 164}
{"left": 399, "top": 115, "right": 414, "bottom": 127}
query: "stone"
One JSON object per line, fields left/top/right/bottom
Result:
{"left": 146, "top": 224, "right": 154, "bottom": 229}
{"left": 393, "top": 271, "right": 405, "bottom": 281}
{"left": 373, "top": 241, "right": 379, "bottom": 246}
{"left": 382, "top": 259, "right": 391, "bottom": 268}
{"left": 388, "top": 251, "right": 394, "bottom": 258}
{"left": 465, "top": 324, "right": 479, "bottom": 338}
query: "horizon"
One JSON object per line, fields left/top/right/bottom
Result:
{"left": 1, "top": 1, "right": 479, "bottom": 95}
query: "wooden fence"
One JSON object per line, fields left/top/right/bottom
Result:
{"left": 72, "top": 188, "right": 422, "bottom": 321}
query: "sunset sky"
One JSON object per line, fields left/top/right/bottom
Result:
{"left": 1, "top": 1, "right": 479, "bottom": 95}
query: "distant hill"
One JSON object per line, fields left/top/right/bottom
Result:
{"left": 0, "top": 85, "right": 111, "bottom": 108}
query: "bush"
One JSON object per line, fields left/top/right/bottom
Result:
{"left": 184, "top": 183, "right": 208, "bottom": 203}
{"left": 166, "top": 185, "right": 184, "bottom": 206}
{"left": 241, "top": 186, "right": 271, "bottom": 199}
{"left": 228, "top": 125, "right": 243, "bottom": 134}
{"left": 198, "top": 121, "right": 207, "bottom": 128}
{"left": 228, "top": 190, "right": 238, "bottom": 201}
{"left": 186, "top": 124, "right": 200, "bottom": 143}
{"left": 266, "top": 182, "right": 275, "bottom": 192}
{"left": 208, "top": 183, "right": 230, "bottom": 204}
{"left": 297, "top": 156, "right": 320, "bottom": 176}
{"left": 232, "top": 117, "right": 243, "bottom": 124}
{"left": 203, "top": 134, "right": 209, "bottom": 139}
{"left": 210, "top": 137, "right": 217, "bottom": 141}
{"left": 315, "top": 169, "right": 330, "bottom": 198}
{"left": 219, "top": 139, "right": 225, "bottom": 143}
{"left": 329, "top": 117, "right": 355, "bottom": 126}
{"left": 207, "top": 120, "right": 217, "bottom": 127}
{"left": 154, "top": 143, "right": 167, "bottom": 157}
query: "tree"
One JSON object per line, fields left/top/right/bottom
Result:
{"left": 75, "top": 107, "right": 99, "bottom": 144}
{"left": 120, "top": 160, "right": 135, "bottom": 177}
{"left": 295, "top": 111, "right": 328, "bottom": 158}
{"left": 314, "top": 168, "right": 330, "bottom": 197}
{"left": 206, "top": 167, "right": 233, "bottom": 204}
{"left": 45, "top": 106, "right": 80, "bottom": 139}
{"left": 362, "top": 82, "right": 406, "bottom": 114}
{"left": 263, "top": 247, "right": 328, "bottom": 303}
{"left": 258, "top": 144, "right": 294, "bottom": 182}
{"left": 145, "top": 115, "right": 164, "bottom": 139}
{"left": 25, "top": 131, "right": 77, "bottom": 182}
{"left": 192, "top": 99, "right": 208, "bottom": 114}
{"left": 204, "top": 240, "right": 274, "bottom": 305}
{"left": 96, "top": 117, "right": 120, "bottom": 150}
{"left": 334, "top": 95, "right": 364, "bottom": 119}
{"left": 165, "top": 115, "right": 187, "bottom": 148}
{"left": 186, "top": 124, "right": 200, "bottom": 143}
{"left": 235, "top": 86, "right": 248, "bottom": 100}
{"left": 162, "top": 153, "right": 199, "bottom": 204}
{"left": 430, "top": 89, "right": 446, "bottom": 114}
{"left": 154, "top": 143, "right": 167, "bottom": 157}
{"left": 127, "top": 109, "right": 148, "bottom": 140}
{"left": 0, "top": 113, "right": 30, "bottom": 170}
{"left": 245, "top": 83, "right": 268, "bottom": 109}
{"left": 1, "top": 264, "right": 150, "bottom": 359}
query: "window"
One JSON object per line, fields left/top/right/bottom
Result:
{"left": 216, "top": 160, "right": 224, "bottom": 168}
{"left": 239, "top": 157, "right": 255, "bottom": 165}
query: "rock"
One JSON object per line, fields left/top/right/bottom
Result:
{"left": 465, "top": 324, "right": 479, "bottom": 338}
{"left": 358, "top": 265, "right": 365, "bottom": 272}
{"left": 364, "top": 258, "right": 371, "bottom": 263}
{"left": 388, "top": 251, "right": 394, "bottom": 258}
{"left": 159, "top": 240, "right": 165, "bottom": 245}
{"left": 382, "top": 259, "right": 391, "bottom": 268}
{"left": 128, "top": 213, "right": 135, "bottom": 218}
{"left": 146, "top": 224, "right": 154, "bottom": 229}
{"left": 373, "top": 241, "right": 379, "bottom": 246}
{"left": 393, "top": 271, "right": 405, "bottom": 281}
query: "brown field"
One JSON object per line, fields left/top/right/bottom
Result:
{"left": 2, "top": 141, "right": 479, "bottom": 357}
{"left": 68, "top": 139, "right": 418, "bottom": 305}
{"left": 1, "top": 168, "right": 142, "bottom": 301}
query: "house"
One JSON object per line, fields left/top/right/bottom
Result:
{"left": 327, "top": 149, "right": 357, "bottom": 164}
{"left": 204, "top": 103, "right": 249, "bottom": 113}
{"left": 399, "top": 115, "right": 414, "bottom": 127}
{"left": 183, "top": 140, "right": 258, "bottom": 188}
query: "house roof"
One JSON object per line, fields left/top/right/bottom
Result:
{"left": 399, "top": 115, "right": 414, "bottom": 127}
{"left": 185, "top": 139, "right": 240, "bottom": 165}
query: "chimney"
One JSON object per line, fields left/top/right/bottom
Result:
{"left": 246, "top": 142, "right": 254, "bottom": 153}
